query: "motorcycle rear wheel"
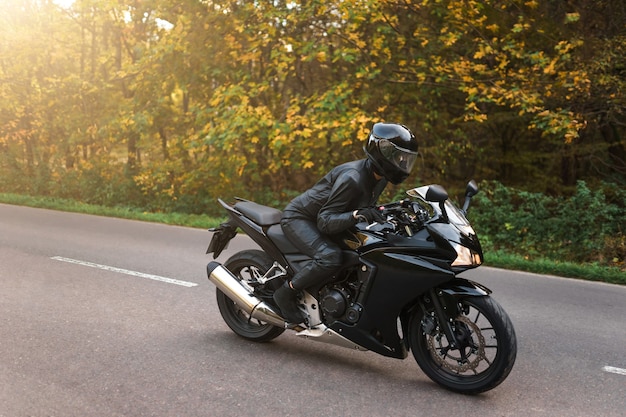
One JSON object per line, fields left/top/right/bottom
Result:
{"left": 215, "top": 250, "right": 285, "bottom": 342}
{"left": 409, "top": 295, "right": 517, "bottom": 394}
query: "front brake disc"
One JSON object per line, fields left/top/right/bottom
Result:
{"left": 426, "top": 316, "right": 486, "bottom": 373}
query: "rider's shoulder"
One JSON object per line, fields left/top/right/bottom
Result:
{"left": 332, "top": 159, "right": 368, "bottom": 180}
{"left": 333, "top": 159, "right": 367, "bottom": 176}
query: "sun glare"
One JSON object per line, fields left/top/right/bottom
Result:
{"left": 52, "top": 0, "right": 75, "bottom": 9}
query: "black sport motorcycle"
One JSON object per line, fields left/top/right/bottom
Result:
{"left": 205, "top": 181, "right": 517, "bottom": 394}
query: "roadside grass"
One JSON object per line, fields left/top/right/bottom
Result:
{"left": 2, "top": 193, "right": 623, "bottom": 286}
{"left": 0, "top": 193, "right": 225, "bottom": 229}
{"left": 484, "top": 250, "right": 625, "bottom": 286}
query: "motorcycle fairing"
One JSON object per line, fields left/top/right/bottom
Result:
{"left": 329, "top": 250, "right": 454, "bottom": 358}
{"left": 329, "top": 260, "right": 493, "bottom": 359}
{"left": 426, "top": 223, "right": 483, "bottom": 264}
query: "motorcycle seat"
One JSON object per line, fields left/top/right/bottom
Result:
{"left": 234, "top": 201, "right": 283, "bottom": 226}
{"left": 268, "top": 224, "right": 299, "bottom": 254}
{"left": 268, "top": 224, "right": 361, "bottom": 266}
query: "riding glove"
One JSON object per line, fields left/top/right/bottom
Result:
{"left": 354, "top": 207, "right": 385, "bottom": 224}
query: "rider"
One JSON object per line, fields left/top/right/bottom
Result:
{"left": 274, "top": 122, "right": 419, "bottom": 323}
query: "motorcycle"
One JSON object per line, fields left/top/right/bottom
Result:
{"left": 205, "top": 180, "right": 517, "bottom": 394}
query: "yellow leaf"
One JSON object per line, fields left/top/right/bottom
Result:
{"left": 543, "top": 59, "right": 557, "bottom": 74}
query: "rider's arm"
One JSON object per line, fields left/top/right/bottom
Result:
{"left": 316, "top": 171, "right": 360, "bottom": 235}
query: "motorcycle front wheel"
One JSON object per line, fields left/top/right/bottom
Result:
{"left": 215, "top": 250, "right": 285, "bottom": 342}
{"left": 409, "top": 295, "right": 517, "bottom": 394}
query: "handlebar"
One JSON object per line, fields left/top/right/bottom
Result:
{"left": 356, "top": 199, "right": 430, "bottom": 236}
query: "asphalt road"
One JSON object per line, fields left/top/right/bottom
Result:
{"left": 1, "top": 204, "right": 625, "bottom": 417}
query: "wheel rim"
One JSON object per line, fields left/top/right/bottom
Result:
{"left": 423, "top": 301, "right": 499, "bottom": 377}
{"left": 221, "top": 295, "right": 273, "bottom": 329}
{"left": 223, "top": 265, "right": 273, "bottom": 329}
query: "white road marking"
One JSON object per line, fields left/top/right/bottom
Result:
{"left": 603, "top": 366, "right": 626, "bottom": 376}
{"left": 51, "top": 256, "right": 198, "bottom": 287}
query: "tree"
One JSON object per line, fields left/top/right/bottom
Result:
{"left": 0, "top": 0, "right": 624, "bottom": 213}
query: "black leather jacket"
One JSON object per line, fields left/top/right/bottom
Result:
{"left": 282, "top": 159, "right": 387, "bottom": 235}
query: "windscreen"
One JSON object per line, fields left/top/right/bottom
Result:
{"left": 406, "top": 186, "right": 475, "bottom": 235}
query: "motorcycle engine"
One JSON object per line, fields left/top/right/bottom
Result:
{"left": 320, "top": 289, "right": 348, "bottom": 317}
{"left": 320, "top": 286, "right": 362, "bottom": 324}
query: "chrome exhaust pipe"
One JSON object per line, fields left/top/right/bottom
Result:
{"left": 206, "top": 261, "right": 286, "bottom": 328}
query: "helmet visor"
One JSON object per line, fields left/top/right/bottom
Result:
{"left": 378, "top": 139, "right": 418, "bottom": 174}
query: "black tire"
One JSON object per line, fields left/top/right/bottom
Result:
{"left": 409, "top": 296, "right": 517, "bottom": 394}
{"left": 215, "top": 250, "right": 285, "bottom": 342}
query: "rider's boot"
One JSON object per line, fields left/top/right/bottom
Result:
{"left": 273, "top": 281, "right": 306, "bottom": 324}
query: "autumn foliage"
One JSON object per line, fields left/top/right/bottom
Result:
{"left": 0, "top": 0, "right": 624, "bottom": 218}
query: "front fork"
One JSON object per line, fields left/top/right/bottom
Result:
{"left": 427, "top": 288, "right": 462, "bottom": 349}
{"left": 419, "top": 279, "right": 491, "bottom": 348}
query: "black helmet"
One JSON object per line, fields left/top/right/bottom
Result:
{"left": 364, "top": 123, "right": 418, "bottom": 184}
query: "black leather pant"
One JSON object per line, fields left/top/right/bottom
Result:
{"left": 280, "top": 217, "right": 343, "bottom": 290}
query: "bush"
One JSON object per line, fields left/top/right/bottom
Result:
{"left": 471, "top": 180, "right": 625, "bottom": 269}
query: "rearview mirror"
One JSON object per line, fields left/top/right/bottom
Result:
{"left": 461, "top": 180, "right": 479, "bottom": 214}
{"left": 425, "top": 184, "right": 449, "bottom": 203}
{"left": 465, "top": 180, "right": 479, "bottom": 198}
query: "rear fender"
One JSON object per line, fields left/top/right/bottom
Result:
{"left": 206, "top": 221, "right": 238, "bottom": 259}
{"left": 206, "top": 199, "right": 242, "bottom": 259}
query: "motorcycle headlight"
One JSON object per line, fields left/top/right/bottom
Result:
{"left": 451, "top": 242, "right": 482, "bottom": 267}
